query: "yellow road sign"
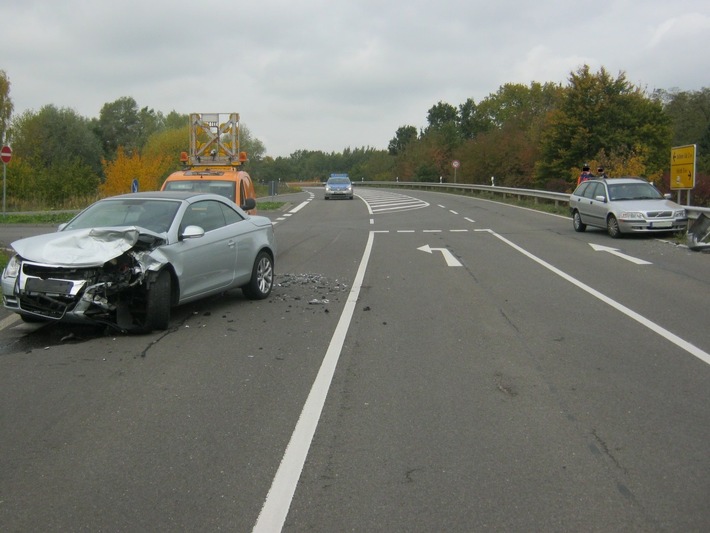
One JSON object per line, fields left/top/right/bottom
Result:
{"left": 670, "top": 144, "right": 696, "bottom": 190}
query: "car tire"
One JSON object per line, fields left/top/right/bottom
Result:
{"left": 143, "top": 269, "right": 171, "bottom": 331}
{"left": 572, "top": 211, "right": 586, "bottom": 232}
{"left": 607, "top": 215, "right": 622, "bottom": 238}
{"left": 242, "top": 251, "right": 274, "bottom": 300}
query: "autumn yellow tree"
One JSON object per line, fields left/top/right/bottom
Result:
{"left": 101, "top": 147, "right": 171, "bottom": 196}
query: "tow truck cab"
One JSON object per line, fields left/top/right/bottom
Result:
{"left": 161, "top": 167, "right": 257, "bottom": 214}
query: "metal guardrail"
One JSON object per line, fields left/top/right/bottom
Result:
{"left": 354, "top": 180, "right": 710, "bottom": 220}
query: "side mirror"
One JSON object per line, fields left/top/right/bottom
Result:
{"left": 181, "top": 225, "right": 205, "bottom": 239}
{"left": 241, "top": 197, "right": 256, "bottom": 211}
{"left": 594, "top": 195, "right": 607, "bottom": 203}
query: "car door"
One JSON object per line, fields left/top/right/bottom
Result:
{"left": 174, "top": 199, "right": 240, "bottom": 301}
{"left": 584, "top": 182, "right": 610, "bottom": 227}
{"left": 575, "top": 182, "right": 606, "bottom": 227}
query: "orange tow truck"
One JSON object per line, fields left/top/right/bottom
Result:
{"left": 161, "top": 113, "right": 257, "bottom": 213}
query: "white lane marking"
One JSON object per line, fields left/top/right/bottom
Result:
{"left": 465, "top": 217, "right": 475, "bottom": 223}
{"left": 355, "top": 190, "right": 428, "bottom": 214}
{"left": 289, "top": 200, "right": 310, "bottom": 214}
{"left": 253, "top": 231, "right": 375, "bottom": 532}
{"left": 589, "top": 243, "right": 652, "bottom": 265}
{"left": 417, "top": 244, "right": 463, "bottom": 267}
{"left": 477, "top": 228, "right": 710, "bottom": 366}
{"left": 0, "top": 314, "right": 20, "bottom": 330}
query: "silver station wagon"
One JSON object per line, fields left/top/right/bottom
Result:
{"left": 569, "top": 177, "right": 688, "bottom": 238}
{"left": 2, "top": 192, "right": 275, "bottom": 332}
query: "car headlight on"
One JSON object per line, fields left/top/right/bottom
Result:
{"left": 2, "top": 255, "right": 21, "bottom": 279}
{"left": 618, "top": 211, "right": 644, "bottom": 220}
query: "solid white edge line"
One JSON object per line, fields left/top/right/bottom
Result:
{"left": 252, "top": 231, "right": 375, "bottom": 533}
{"left": 477, "top": 228, "right": 710, "bottom": 366}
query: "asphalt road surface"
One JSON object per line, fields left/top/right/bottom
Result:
{"left": 1, "top": 188, "right": 708, "bottom": 532}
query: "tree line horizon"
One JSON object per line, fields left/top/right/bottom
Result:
{"left": 0, "top": 65, "right": 708, "bottom": 209}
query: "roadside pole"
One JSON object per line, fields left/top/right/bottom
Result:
{"left": 1, "top": 145, "right": 13, "bottom": 215}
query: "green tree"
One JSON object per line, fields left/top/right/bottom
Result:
{"left": 536, "top": 65, "right": 671, "bottom": 186}
{"left": 657, "top": 88, "right": 710, "bottom": 174}
{"left": 388, "top": 125, "right": 418, "bottom": 155}
{"left": 9, "top": 106, "right": 102, "bottom": 204}
{"left": 0, "top": 70, "right": 12, "bottom": 145}
{"left": 164, "top": 110, "right": 189, "bottom": 130}
{"left": 426, "top": 101, "right": 458, "bottom": 132}
{"left": 239, "top": 123, "right": 266, "bottom": 162}
{"left": 458, "top": 98, "right": 492, "bottom": 140}
{"left": 95, "top": 96, "right": 142, "bottom": 159}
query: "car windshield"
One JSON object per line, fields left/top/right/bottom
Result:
{"left": 328, "top": 178, "right": 350, "bottom": 185}
{"left": 63, "top": 199, "right": 181, "bottom": 234}
{"left": 163, "top": 180, "right": 236, "bottom": 202}
{"left": 607, "top": 182, "right": 663, "bottom": 201}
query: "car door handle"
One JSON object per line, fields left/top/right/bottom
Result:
{"left": 228, "top": 240, "right": 236, "bottom": 248}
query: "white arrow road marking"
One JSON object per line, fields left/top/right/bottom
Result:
{"left": 417, "top": 244, "right": 462, "bottom": 267}
{"left": 589, "top": 243, "right": 652, "bottom": 265}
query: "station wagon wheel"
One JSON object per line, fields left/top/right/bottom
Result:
{"left": 242, "top": 251, "right": 274, "bottom": 300}
{"left": 572, "top": 210, "right": 586, "bottom": 232}
{"left": 143, "top": 269, "right": 171, "bottom": 331}
{"left": 607, "top": 215, "right": 622, "bottom": 238}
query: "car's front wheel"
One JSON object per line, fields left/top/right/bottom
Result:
{"left": 242, "top": 251, "right": 274, "bottom": 300}
{"left": 143, "top": 269, "right": 171, "bottom": 331}
{"left": 607, "top": 215, "right": 622, "bottom": 238}
{"left": 572, "top": 210, "right": 586, "bottom": 232}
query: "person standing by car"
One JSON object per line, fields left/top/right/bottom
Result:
{"left": 596, "top": 166, "right": 609, "bottom": 179}
{"left": 577, "top": 164, "right": 593, "bottom": 185}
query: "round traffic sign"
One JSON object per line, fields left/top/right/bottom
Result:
{"left": 0, "top": 145, "right": 11, "bottom": 164}
{"left": 452, "top": 160, "right": 460, "bottom": 169}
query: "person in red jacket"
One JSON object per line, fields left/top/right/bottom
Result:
{"left": 577, "top": 164, "right": 593, "bottom": 185}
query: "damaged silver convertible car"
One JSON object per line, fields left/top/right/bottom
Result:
{"left": 1, "top": 192, "right": 275, "bottom": 332}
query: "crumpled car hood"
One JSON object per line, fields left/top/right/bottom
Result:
{"left": 11, "top": 226, "right": 165, "bottom": 267}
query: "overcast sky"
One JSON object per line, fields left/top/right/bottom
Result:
{"left": 2, "top": 0, "right": 709, "bottom": 157}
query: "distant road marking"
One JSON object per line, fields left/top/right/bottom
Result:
{"left": 356, "top": 190, "right": 429, "bottom": 214}
{"left": 477, "top": 228, "right": 710, "bottom": 366}
{"left": 253, "top": 231, "right": 375, "bottom": 532}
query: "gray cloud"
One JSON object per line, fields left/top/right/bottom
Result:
{"left": 2, "top": 0, "right": 709, "bottom": 156}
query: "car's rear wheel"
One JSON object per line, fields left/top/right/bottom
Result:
{"left": 607, "top": 215, "right": 622, "bottom": 238}
{"left": 242, "top": 251, "right": 274, "bottom": 300}
{"left": 143, "top": 269, "right": 171, "bottom": 331}
{"left": 572, "top": 210, "right": 586, "bottom": 232}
